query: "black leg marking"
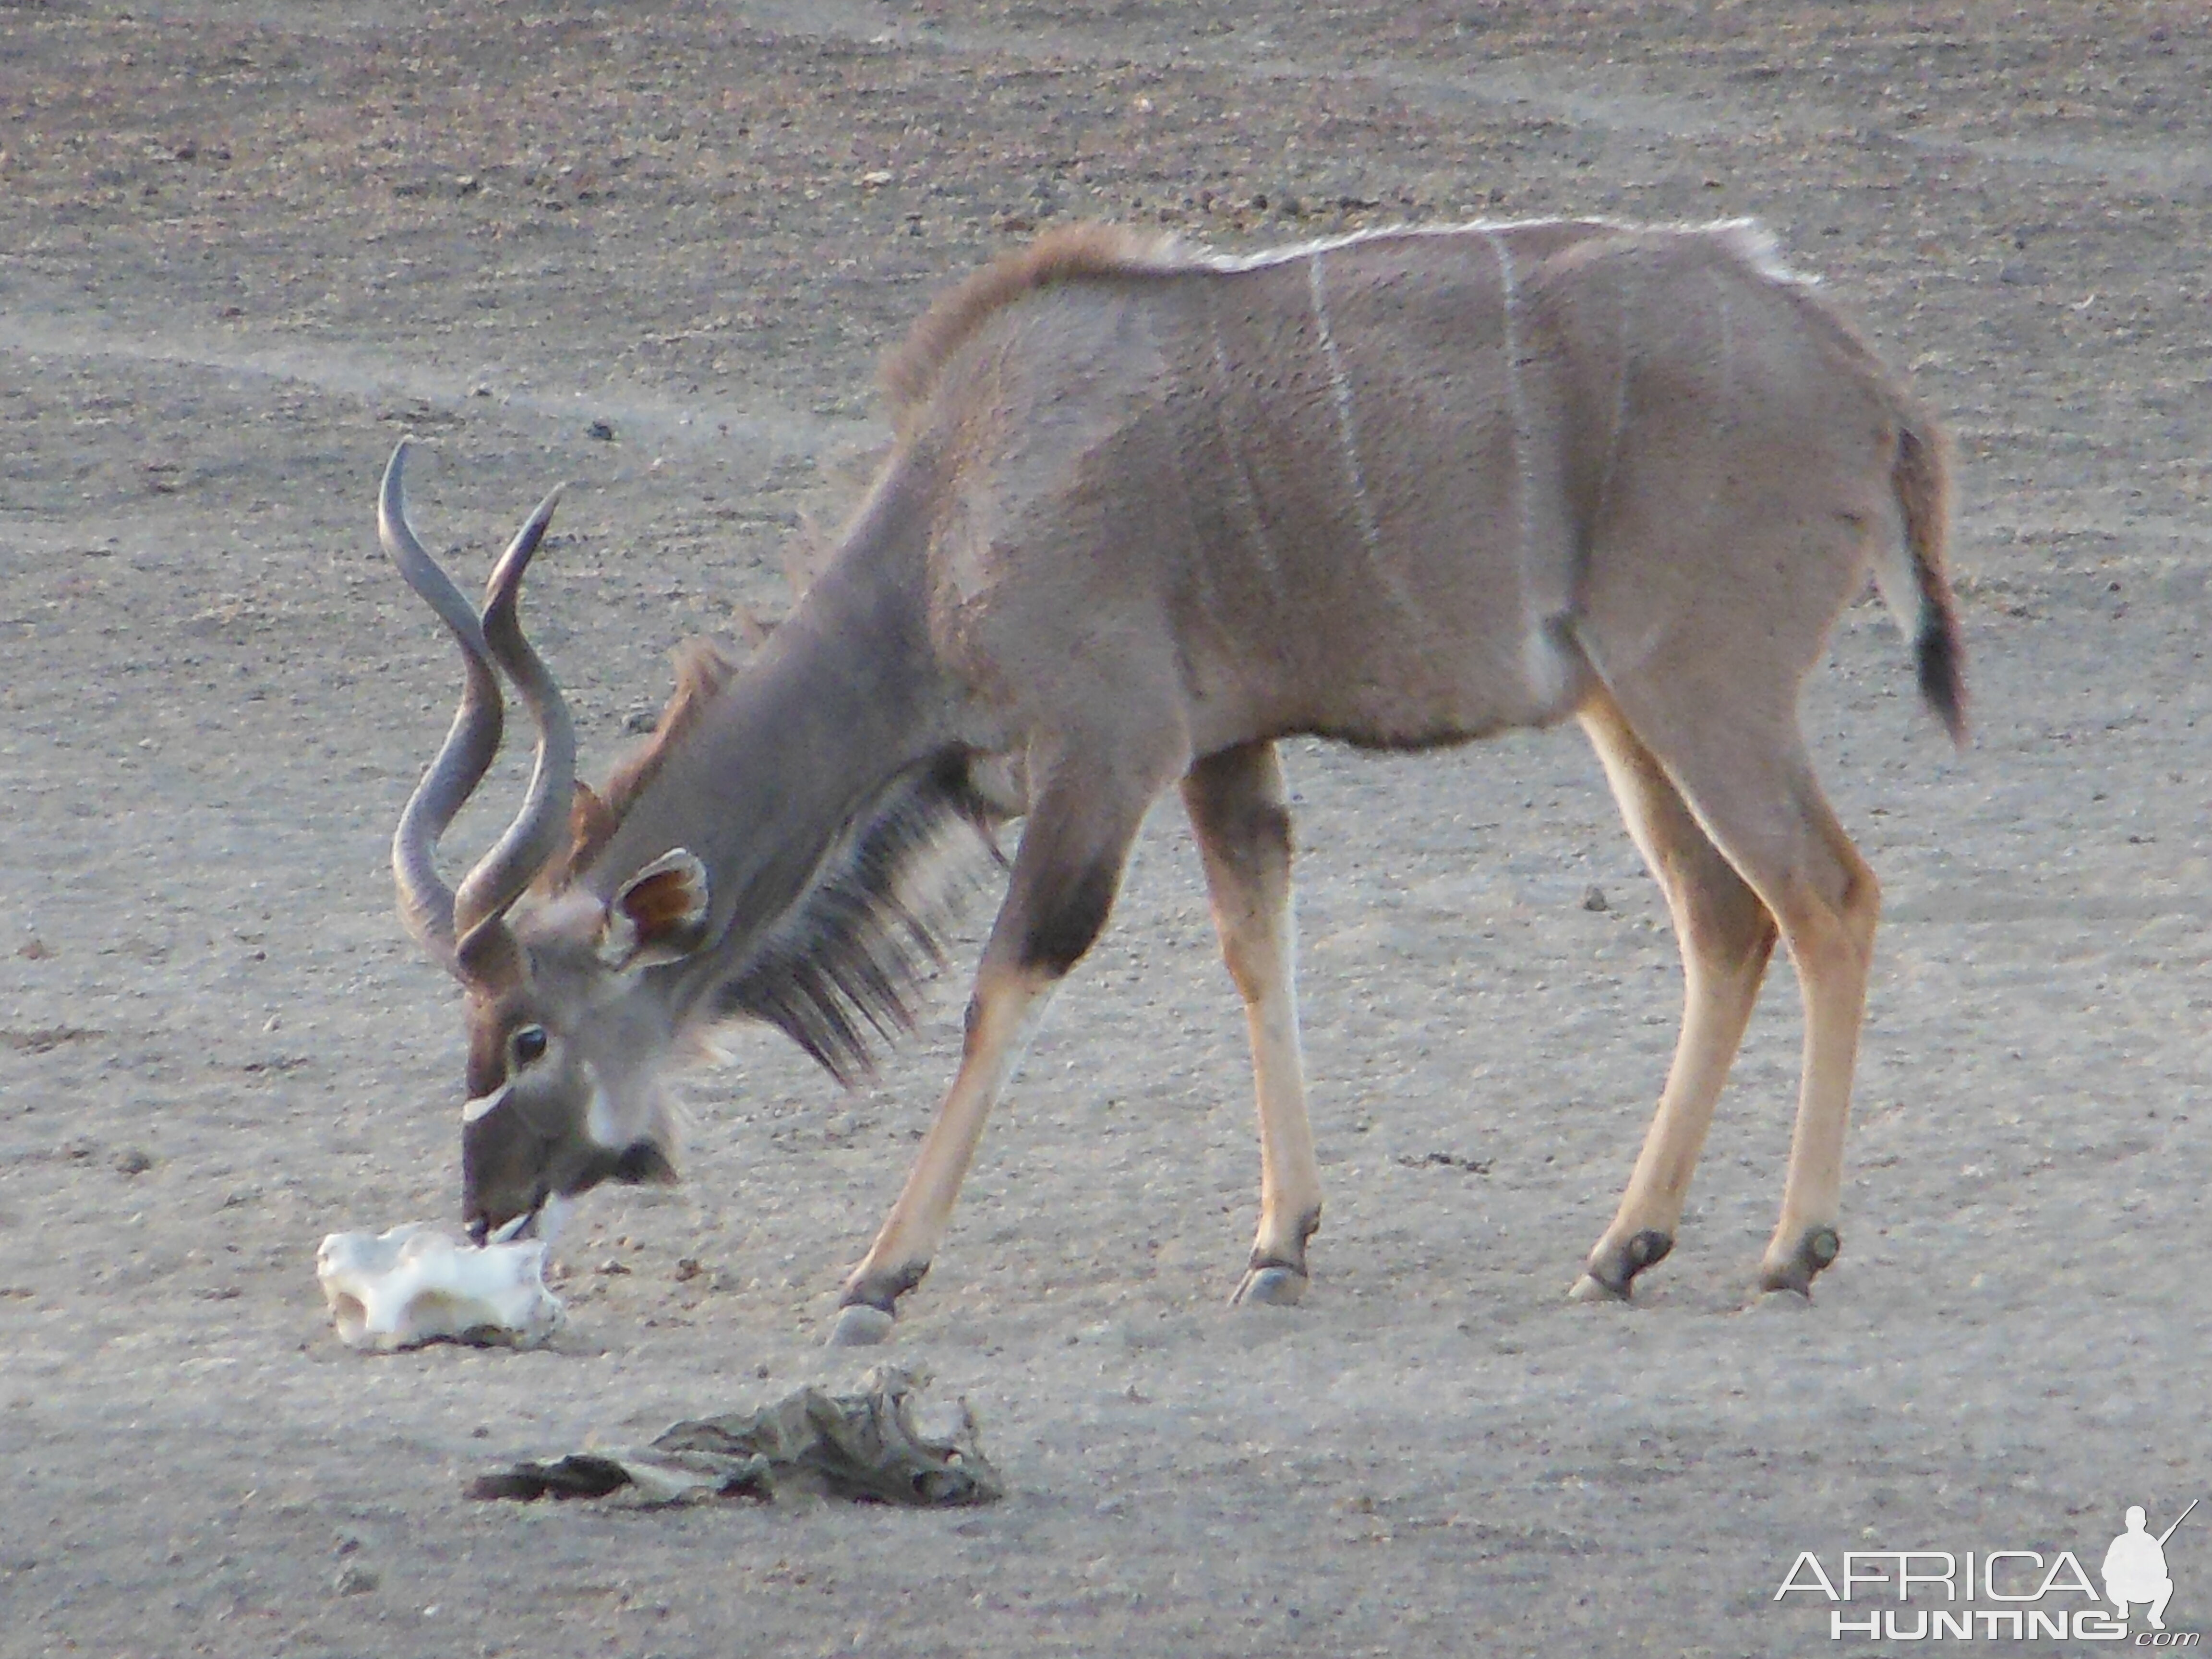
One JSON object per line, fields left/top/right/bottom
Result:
{"left": 1019, "top": 860, "right": 1119, "bottom": 978}
{"left": 1759, "top": 1225, "right": 1841, "bottom": 1298}
{"left": 1580, "top": 1228, "right": 1675, "bottom": 1299}
{"left": 840, "top": 1259, "right": 929, "bottom": 1316}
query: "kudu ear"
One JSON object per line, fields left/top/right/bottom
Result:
{"left": 598, "top": 849, "right": 711, "bottom": 970}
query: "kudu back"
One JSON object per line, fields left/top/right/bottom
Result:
{"left": 382, "top": 217, "right": 1962, "bottom": 1343}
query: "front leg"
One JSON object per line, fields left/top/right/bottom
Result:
{"left": 828, "top": 741, "right": 1181, "bottom": 1345}
{"left": 829, "top": 966, "right": 1055, "bottom": 1345}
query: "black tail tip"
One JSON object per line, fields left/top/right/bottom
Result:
{"left": 1916, "top": 614, "right": 1968, "bottom": 749}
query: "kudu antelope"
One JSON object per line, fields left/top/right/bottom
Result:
{"left": 383, "top": 217, "right": 1962, "bottom": 1345}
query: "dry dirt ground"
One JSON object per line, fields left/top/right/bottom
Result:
{"left": 4, "top": 2, "right": 2211, "bottom": 1655}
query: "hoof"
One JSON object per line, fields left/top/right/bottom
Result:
{"left": 1574, "top": 1228, "right": 1673, "bottom": 1301}
{"left": 1757, "top": 1225, "right": 1840, "bottom": 1298}
{"left": 1231, "top": 1263, "right": 1308, "bottom": 1308}
{"left": 826, "top": 1303, "right": 896, "bottom": 1347}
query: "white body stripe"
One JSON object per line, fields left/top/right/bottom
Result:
{"left": 1596, "top": 273, "right": 1635, "bottom": 517}
{"left": 1483, "top": 229, "right": 1567, "bottom": 708}
{"left": 1307, "top": 253, "right": 1383, "bottom": 563}
{"left": 1485, "top": 228, "right": 1536, "bottom": 586}
{"left": 1307, "top": 251, "right": 1426, "bottom": 633}
{"left": 1207, "top": 313, "right": 1287, "bottom": 598}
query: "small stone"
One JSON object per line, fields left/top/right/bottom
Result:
{"left": 1581, "top": 885, "right": 1609, "bottom": 912}
{"left": 673, "top": 1257, "right": 703, "bottom": 1283}
{"left": 335, "top": 1565, "right": 378, "bottom": 1596}
{"left": 587, "top": 419, "right": 616, "bottom": 441}
{"left": 594, "top": 1258, "right": 630, "bottom": 1276}
{"left": 114, "top": 1147, "right": 155, "bottom": 1176}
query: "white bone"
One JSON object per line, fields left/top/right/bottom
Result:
{"left": 315, "top": 1224, "right": 564, "bottom": 1351}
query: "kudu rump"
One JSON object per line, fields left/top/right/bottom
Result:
{"left": 384, "top": 218, "right": 1962, "bottom": 1345}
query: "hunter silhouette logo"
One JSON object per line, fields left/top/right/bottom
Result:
{"left": 2106, "top": 1502, "right": 2195, "bottom": 1632}
{"left": 1776, "top": 1498, "right": 2202, "bottom": 1643}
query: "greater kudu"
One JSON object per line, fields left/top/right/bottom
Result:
{"left": 383, "top": 217, "right": 1962, "bottom": 1344}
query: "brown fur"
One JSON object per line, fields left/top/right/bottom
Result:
{"left": 878, "top": 222, "right": 1180, "bottom": 434}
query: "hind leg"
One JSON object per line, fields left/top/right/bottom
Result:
{"left": 1181, "top": 741, "right": 1322, "bottom": 1308}
{"left": 1596, "top": 681, "right": 1880, "bottom": 1298}
{"left": 1571, "top": 691, "right": 1780, "bottom": 1300}
{"left": 1751, "top": 792, "right": 1880, "bottom": 1296}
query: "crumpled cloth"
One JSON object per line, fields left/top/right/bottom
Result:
{"left": 464, "top": 1365, "right": 1002, "bottom": 1507}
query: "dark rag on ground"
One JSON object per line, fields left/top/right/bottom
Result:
{"left": 465, "top": 1365, "right": 1003, "bottom": 1507}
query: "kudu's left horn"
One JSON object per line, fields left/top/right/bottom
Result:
{"left": 380, "top": 440, "right": 576, "bottom": 984}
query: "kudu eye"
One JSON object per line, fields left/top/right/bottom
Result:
{"left": 507, "top": 1025, "right": 550, "bottom": 1070}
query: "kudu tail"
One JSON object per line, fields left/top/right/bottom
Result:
{"left": 1873, "top": 416, "right": 1967, "bottom": 747}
